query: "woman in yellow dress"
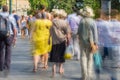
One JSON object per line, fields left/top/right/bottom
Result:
{"left": 31, "top": 13, "right": 52, "bottom": 72}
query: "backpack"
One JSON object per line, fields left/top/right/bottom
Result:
{"left": 0, "top": 15, "right": 10, "bottom": 38}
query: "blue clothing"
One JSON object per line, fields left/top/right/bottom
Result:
{"left": 67, "top": 13, "right": 81, "bottom": 59}
{"left": 96, "top": 19, "right": 112, "bottom": 47}
{"left": 0, "top": 12, "right": 16, "bottom": 35}
{"left": 67, "top": 13, "right": 81, "bottom": 34}
{"left": 13, "top": 14, "right": 20, "bottom": 28}
{"left": 110, "top": 20, "right": 120, "bottom": 46}
{"left": 21, "top": 21, "right": 26, "bottom": 28}
{"left": 107, "top": 19, "right": 120, "bottom": 80}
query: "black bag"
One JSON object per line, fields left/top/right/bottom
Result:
{"left": 0, "top": 15, "right": 10, "bottom": 38}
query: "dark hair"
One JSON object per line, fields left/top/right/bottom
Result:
{"left": 72, "top": 6, "right": 77, "bottom": 12}
{"left": 2, "top": 5, "right": 8, "bottom": 12}
{"left": 37, "top": 5, "right": 46, "bottom": 10}
{"left": 40, "top": 5, "right": 46, "bottom": 10}
{"left": 35, "top": 13, "right": 41, "bottom": 19}
{"left": 41, "top": 12, "right": 46, "bottom": 19}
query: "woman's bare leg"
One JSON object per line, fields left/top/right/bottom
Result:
{"left": 41, "top": 53, "right": 49, "bottom": 69}
{"left": 44, "top": 53, "right": 49, "bottom": 69}
{"left": 33, "top": 55, "right": 40, "bottom": 72}
{"left": 52, "top": 63, "right": 56, "bottom": 77}
{"left": 59, "top": 63, "right": 64, "bottom": 75}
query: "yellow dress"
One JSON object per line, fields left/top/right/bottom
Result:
{"left": 31, "top": 19, "right": 52, "bottom": 56}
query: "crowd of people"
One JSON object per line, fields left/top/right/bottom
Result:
{"left": 0, "top": 4, "right": 120, "bottom": 80}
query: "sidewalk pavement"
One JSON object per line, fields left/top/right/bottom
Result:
{"left": 0, "top": 37, "right": 119, "bottom": 80}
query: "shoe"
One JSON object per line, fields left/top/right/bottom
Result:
{"left": 3, "top": 69, "right": 9, "bottom": 77}
{"left": 0, "top": 69, "right": 3, "bottom": 71}
{"left": 42, "top": 65, "right": 48, "bottom": 70}
{"left": 32, "top": 68, "right": 37, "bottom": 73}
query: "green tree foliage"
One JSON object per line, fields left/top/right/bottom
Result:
{"left": 111, "top": 0, "right": 120, "bottom": 11}
{"left": 28, "top": 0, "right": 48, "bottom": 10}
{"left": 28, "top": 0, "right": 48, "bottom": 15}
{"left": 28, "top": 0, "right": 76, "bottom": 14}
{"left": 48, "top": 0, "right": 76, "bottom": 14}
{"left": 28, "top": 0, "right": 101, "bottom": 15}
{"left": 0, "top": 0, "right": 6, "bottom": 8}
{"left": 48, "top": 0, "right": 100, "bottom": 14}
{"left": 83, "top": 0, "right": 100, "bottom": 18}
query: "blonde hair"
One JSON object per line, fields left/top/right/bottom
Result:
{"left": 59, "top": 9, "right": 67, "bottom": 18}
{"left": 80, "top": 6, "right": 94, "bottom": 17}
{"left": 51, "top": 9, "right": 60, "bottom": 18}
{"left": 51, "top": 9, "right": 67, "bottom": 18}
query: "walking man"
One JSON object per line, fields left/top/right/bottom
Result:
{"left": 67, "top": 6, "right": 81, "bottom": 60}
{"left": 78, "top": 6, "right": 98, "bottom": 80}
{"left": 0, "top": 5, "right": 17, "bottom": 73}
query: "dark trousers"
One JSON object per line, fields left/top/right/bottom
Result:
{"left": 102, "top": 47, "right": 108, "bottom": 60}
{"left": 0, "top": 35, "right": 13, "bottom": 71}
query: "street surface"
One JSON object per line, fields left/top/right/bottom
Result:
{"left": 0, "top": 37, "right": 120, "bottom": 80}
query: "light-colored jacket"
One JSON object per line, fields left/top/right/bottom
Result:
{"left": 50, "top": 19, "right": 71, "bottom": 45}
{"left": 78, "top": 17, "right": 98, "bottom": 47}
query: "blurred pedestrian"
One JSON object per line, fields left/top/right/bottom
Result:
{"left": 96, "top": 10, "right": 112, "bottom": 61}
{"left": 49, "top": 9, "right": 71, "bottom": 77}
{"left": 0, "top": 5, "right": 17, "bottom": 73}
{"left": 67, "top": 6, "right": 81, "bottom": 60}
{"left": 12, "top": 10, "right": 20, "bottom": 47}
{"left": 109, "top": 9, "right": 120, "bottom": 80}
{"left": 78, "top": 6, "right": 98, "bottom": 80}
{"left": 31, "top": 12, "right": 52, "bottom": 72}
{"left": 12, "top": 10, "right": 20, "bottom": 36}
{"left": 20, "top": 15, "right": 27, "bottom": 39}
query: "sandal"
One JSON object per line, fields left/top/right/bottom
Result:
{"left": 32, "top": 68, "right": 37, "bottom": 73}
{"left": 42, "top": 65, "right": 48, "bottom": 70}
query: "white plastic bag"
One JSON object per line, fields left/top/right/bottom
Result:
{"left": 64, "top": 44, "right": 73, "bottom": 59}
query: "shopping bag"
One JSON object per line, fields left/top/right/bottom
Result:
{"left": 93, "top": 51, "right": 102, "bottom": 69}
{"left": 64, "top": 44, "right": 73, "bottom": 60}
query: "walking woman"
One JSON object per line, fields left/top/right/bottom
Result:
{"left": 20, "top": 15, "right": 27, "bottom": 39}
{"left": 49, "top": 9, "right": 71, "bottom": 77}
{"left": 31, "top": 12, "right": 52, "bottom": 72}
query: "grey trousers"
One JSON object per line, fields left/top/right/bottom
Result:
{"left": 80, "top": 46, "right": 94, "bottom": 80}
{"left": 71, "top": 33, "right": 80, "bottom": 60}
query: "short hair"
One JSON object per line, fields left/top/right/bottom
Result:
{"left": 80, "top": 6, "right": 94, "bottom": 17}
{"left": 111, "top": 9, "right": 119, "bottom": 17}
{"left": 2, "top": 5, "right": 8, "bottom": 12}
{"left": 51, "top": 9, "right": 60, "bottom": 18}
{"left": 12, "top": 10, "right": 16, "bottom": 13}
